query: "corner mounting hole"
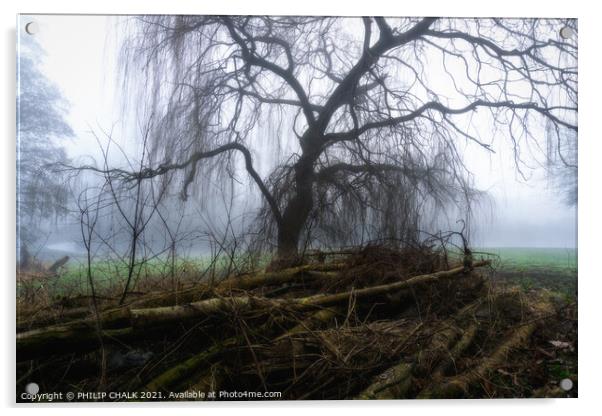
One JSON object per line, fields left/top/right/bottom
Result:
{"left": 559, "top": 27, "right": 574, "bottom": 40}
{"left": 560, "top": 378, "right": 573, "bottom": 391}
{"left": 25, "top": 22, "right": 39, "bottom": 35}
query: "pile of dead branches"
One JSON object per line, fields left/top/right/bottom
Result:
{"left": 16, "top": 245, "right": 572, "bottom": 400}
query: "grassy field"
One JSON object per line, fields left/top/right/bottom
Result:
{"left": 20, "top": 246, "right": 578, "bottom": 299}
{"left": 480, "top": 247, "right": 577, "bottom": 297}
{"left": 18, "top": 257, "right": 221, "bottom": 299}
{"left": 480, "top": 247, "right": 577, "bottom": 272}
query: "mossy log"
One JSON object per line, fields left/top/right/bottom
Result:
{"left": 416, "top": 291, "right": 555, "bottom": 398}
{"left": 130, "top": 261, "right": 490, "bottom": 327}
{"left": 419, "top": 322, "right": 538, "bottom": 398}
{"left": 296, "top": 261, "right": 490, "bottom": 307}
{"left": 416, "top": 321, "right": 479, "bottom": 398}
{"left": 357, "top": 362, "right": 414, "bottom": 399}
{"left": 125, "top": 286, "right": 214, "bottom": 309}
{"left": 17, "top": 306, "right": 92, "bottom": 332}
{"left": 144, "top": 337, "right": 240, "bottom": 392}
{"left": 274, "top": 307, "right": 341, "bottom": 341}
{"left": 16, "top": 263, "right": 345, "bottom": 351}
{"left": 16, "top": 308, "right": 132, "bottom": 361}
{"left": 432, "top": 321, "right": 479, "bottom": 379}
{"left": 17, "top": 324, "right": 134, "bottom": 362}
{"left": 357, "top": 324, "right": 460, "bottom": 399}
{"left": 144, "top": 307, "right": 340, "bottom": 392}
{"left": 131, "top": 296, "right": 255, "bottom": 328}
{"left": 356, "top": 298, "right": 485, "bottom": 400}
{"left": 119, "top": 263, "right": 345, "bottom": 310}
{"left": 16, "top": 262, "right": 489, "bottom": 361}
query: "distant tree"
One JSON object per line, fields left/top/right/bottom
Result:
{"left": 546, "top": 121, "right": 577, "bottom": 206}
{"left": 113, "top": 17, "right": 577, "bottom": 266}
{"left": 17, "top": 37, "right": 73, "bottom": 262}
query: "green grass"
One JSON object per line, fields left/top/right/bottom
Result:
{"left": 21, "top": 246, "right": 578, "bottom": 299}
{"left": 479, "top": 247, "right": 577, "bottom": 297}
{"left": 19, "top": 256, "right": 222, "bottom": 298}
{"left": 51, "top": 251, "right": 270, "bottom": 291}
{"left": 479, "top": 247, "right": 577, "bottom": 272}
{"left": 57, "top": 260, "right": 163, "bottom": 290}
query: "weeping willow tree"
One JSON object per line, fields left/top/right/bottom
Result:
{"left": 111, "top": 16, "right": 577, "bottom": 266}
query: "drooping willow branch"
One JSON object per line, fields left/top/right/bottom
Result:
{"left": 315, "top": 162, "right": 446, "bottom": 183}
{"left": 111, "top": 16, "right": 578, "bottom": 252}
{"left": 323, "top": 99, "right": 577, "bottom": 144}
{"left": 67, "top": 142, "right": 284, "bottom": 227}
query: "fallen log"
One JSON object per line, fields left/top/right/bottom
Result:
{"left": 117, "top": 262, "right": 345, "bottom": 310}
{"left": 357, "top": 324, "right": 459, "bottom": 400}
{"left": 131, "top": 261, "right": 490, "bottom": 327}
{"left": 16, "top": 261, "right": 489, "bottom": 361}
{"left": 357, "top": 362, "right": 414, "bottom": 400}
{"left": 297, "top": 261, "right": 490, "bottom": 307}
{"left": 17, "top": 261, "right": 343, "bottom": 335}
{"left": 416, "top": 321, "right": 479, "bottom": 398}
{"left": 16, "top": 308, "right": 132, "bottom": 361}
{"left": 274, "top": 307, "right": 341, "bottom": 341}
{"left": 418, "top": 321, "right": 538, "bottom": 399}
{"left": 125, "top": 285, "right": 213, "bottom": 309}
{"left": 356, "top": 298, "right": 485, "bottom": 400}
{"left": 17, "top": 325, "right": 134, "bottom": 362}
{"left": 144, "top": 337, "right": 239, "bottom": 393}
{"left": 132, "top": 296, "right": 254, "bottom": 328}
{"left": 431, "top": 321, "right": 479, "bottom": 380}
{"left": 144, "top": 308, "right": 337, "bottom": 392}
{"left": 17, "top": 306, "right": 91, "bottom": 332}
{"left": 416, "top": 295, "right": 553, "bottom": 399}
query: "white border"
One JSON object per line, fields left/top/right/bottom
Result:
{"left": 2, "top": 1, "right": 600, "bottom": 415}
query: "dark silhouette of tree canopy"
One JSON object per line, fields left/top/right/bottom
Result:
{"left": 17, "top": 37, "right": 73, "bottom": 250}
{"left": 113, "top": 16, "right": 577, "bottom": 265}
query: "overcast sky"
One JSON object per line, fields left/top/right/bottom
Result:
{"left": 18, "top": 14, "right": 577, "bottom": 249}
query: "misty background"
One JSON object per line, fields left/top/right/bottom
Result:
{"left": 18, "top": 14, "right": 577, "bottom": 260}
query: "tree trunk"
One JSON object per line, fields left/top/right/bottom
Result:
{"left": 19, "top": 243, "right": 32, "bottom": 271}
{"left": 275, "top": 216, "right": 304, "bottom": 268}
{"left": 272, "top": 158, "right": 315, "bottom": 269}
